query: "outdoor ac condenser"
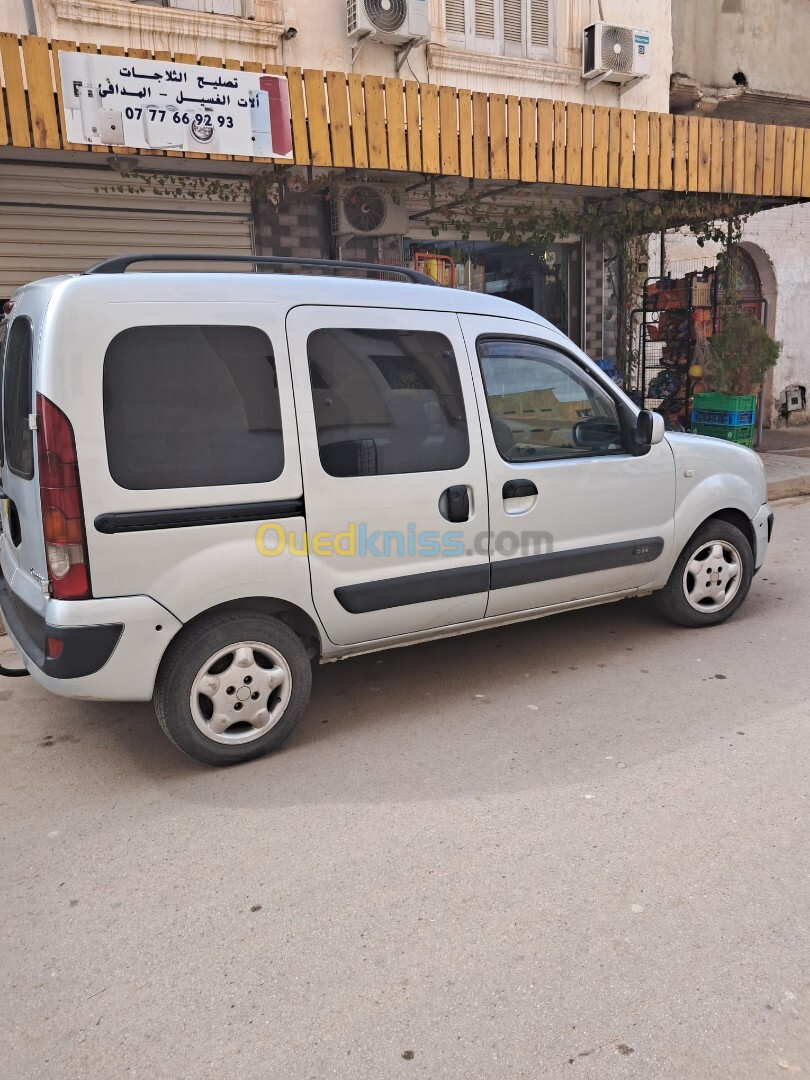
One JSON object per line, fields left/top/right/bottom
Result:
{"left": 583, "top": 22, "right": 652, "bottom": 87}
{"left": 347, "top": 0, "right": 431, "bottom": 45}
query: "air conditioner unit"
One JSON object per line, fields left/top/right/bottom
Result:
{"left": 347, "top": 0, "right": 431, "bottom": 46}
{"left": 331, "top": 185, "right": 409, "bottom": 238}
{"left": 583, "top": 22, "right": 652, "bottom": 87}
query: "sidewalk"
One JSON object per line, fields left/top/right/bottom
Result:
{"left": 757, "top": 427, "right": 810, "bottom": 501}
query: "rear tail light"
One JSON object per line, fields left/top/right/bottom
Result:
{"left": 36, "top": 393, "right": 92, "bottom": 600}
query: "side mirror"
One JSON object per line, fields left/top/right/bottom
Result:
{"left": 634, "top": 409, "right": 665, "bottom": 448}
{"left": 572, "top": 416, "right": 623, "bottom": 450}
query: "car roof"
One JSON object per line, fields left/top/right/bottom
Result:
{"left": 15, "top": 270, "right": 557, "bottom": 330}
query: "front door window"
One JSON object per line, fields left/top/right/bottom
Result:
{"left": 478, "top": 338, "right": 623, "bottom": 461}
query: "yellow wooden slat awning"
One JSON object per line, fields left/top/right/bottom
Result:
{"left": 1, "top": 34, "right": 809, "bottom": 199}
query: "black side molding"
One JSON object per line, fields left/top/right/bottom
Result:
{"left": 95, "top": 498, "right": 304, "bottom": 534}
{"left": 335, "top": 563, "right": 489, "bottom": 615}
{"left": 334, "top": 537, "right": 665, "bottom": 614}
{"left": 491, "top": 537, "right": 665, "bottom": 591}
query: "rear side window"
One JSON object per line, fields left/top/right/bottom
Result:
{"left": 307, "top": 327, "right": 469, "bottom": 477}
{"left": 3, "top": 318, "right": 34, "bottom": 479}
{"left": 0, "top": 320, "right": 7, "bottom": 467}
{"left": 103, "top": 325, "right": 283, "bottom": 490}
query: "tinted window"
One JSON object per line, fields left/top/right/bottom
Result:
{"left": 0, "top": 320, "right": 7, "bottom": 468}
{"left": 104, "top": 325, "right": 283, "bottom": 490}
{"left": 478, "top": 339, "right": 622, "bottom": 461}
{"left": 3, "top": 318, "right": 34, "bottom": 479}
{"left": 307, "top": 328, "right": 468, "bottom": 477}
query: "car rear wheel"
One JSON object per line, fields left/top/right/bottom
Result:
{"left": 154, "top": 611, "right": 312, "bottom": 765}
{"left": 654, "top": 518, "right": 754, "bottom": 628}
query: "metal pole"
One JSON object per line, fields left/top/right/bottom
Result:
{"left": 659, "top": 229, "right": 665, "bottom": 280}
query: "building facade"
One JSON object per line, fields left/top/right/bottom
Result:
{"left": 668, "top": 0, "right": 810, "bottom": 425}
{"left": 0, "top": 0, "right": 678, "bottom": 357}
{"left": 0, "top": 0, "right": 805, "bottom": 397}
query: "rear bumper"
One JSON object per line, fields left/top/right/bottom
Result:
{"left": 0, "top": 571, "right": 182, "bottom": 700}
{"left": 0, "top": 570, "right": 122, "bottom": 678}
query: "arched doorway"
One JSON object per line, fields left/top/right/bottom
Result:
{"left": 737, "top": 243, "right": 778, "bottom": 426}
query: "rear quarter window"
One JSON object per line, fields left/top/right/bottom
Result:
{"left": 3, "top": 318, "right": 34, "bottom": 480}
{"left": 103, "top": 325, "right": 284, "bottom": 490}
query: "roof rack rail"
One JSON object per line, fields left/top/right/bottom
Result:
{"left": 83, "top": 253, "right": 439, "bottom": 285}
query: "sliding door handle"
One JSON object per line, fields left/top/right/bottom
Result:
{"left": 442, "top": 485, "right": 471, "bottom": 523}
{"left": 503, "top": 479, "right": 538, "bottom": 499}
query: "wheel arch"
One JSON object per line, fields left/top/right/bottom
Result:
{"left": 703, "top": 508, "right": 756, "bottom": 555}
{"left": 177, "top": 597, "right": 324, "bottom": 659}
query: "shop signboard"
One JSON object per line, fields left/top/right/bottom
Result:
{"left": 58, "top": 52, "right": 294, "bottom": 158}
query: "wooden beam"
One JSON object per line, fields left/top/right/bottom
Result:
{"left": 581, "top": 104, "right": 594, "bottom": 186}
{"left": 565, "top": 102, "right": 582, "bottom": 186}
{"left": 404, "top": 80, "right": 421, "bottom": 172}
{"left": 619, "top": 109, "right": 634, "bottom": 189}
{"left": 363, "top": 74, "right": 387, "bottom": 170}
{"left": 21, "top": 36, "right": 60, "bottom": 149}
{"left": 592, "top": 106, "right": 609, "bottom": 188}
{"left": 659, "top": 113, "right": 674, "bottom": 190}
{"left": 286, "top": 67, "right": 310, "bottom": 165}
{"left": 634, "top": 110, "right": 649, "bottom": 189}
{"left": 647, "top": 112, "right": 660, "bottom": 190}
{"left": 709, "top": 118, "right": 723, "bottom": 192}
{"left": 458, "top": 88, "right": 473, "bottom": 178}
{"left": 326, "top": 71, "right": 353, "bottom": 168}
{"left": 303, "top": 69, "right": 332, "bottom": 167}
{"left": 553, "top": 100, "right": 565, "bottom": 184}
{"left": 439, "top": 85, "right": 459, "bottom": 176}
{"left": 420, "top": 82, "right": 440, "bottom": 173}
{"left": 781, "top": 126, "right": 796, "bottom": 197}
{"left": 519, "top": 97, "right": 537, "bottom": 183}
{"left": 673, "top": 116, "right": 688, "bottom": 191}
{"left": 490, "top": 93, "right": 508, "bottom": 180}
{"left": 607, "top": 108, "right": 621, "bottom": 188}
{"left": 385, "top": 77, "right": 408, "bottom": 172}
{"left": 537, "top": 98, "right": 553, "bottom": 182}
{"left": 472, "top": 91, "right": 489, "bottom": 179}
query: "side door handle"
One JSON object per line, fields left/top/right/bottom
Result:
{"left": 442, "top": 484, "right": 471, "bottom": 523}
{"left": 503, "top": 479, "right": 538, "bottom": 499}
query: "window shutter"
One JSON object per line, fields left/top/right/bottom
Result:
{"left": 503, "top": 0, "right": 522, "bottom": 43}
{"left": 474, "top": 0, "right": 495, "bottom": 39}
{"left": 445, "top": 0, "right": 466, "bottom": 34}
{"left": 530, "top": 0, "right": 550, "bottom": 49}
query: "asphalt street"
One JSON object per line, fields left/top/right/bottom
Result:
{"left": 1, "top": 500, "right": 809, "bottom": 1080}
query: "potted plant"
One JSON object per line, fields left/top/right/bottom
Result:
{"left": 705, "top": 312, "right": 780, "bottom": 396}
{"left": 691, "top": 313, "right": 780, "bottom": 447}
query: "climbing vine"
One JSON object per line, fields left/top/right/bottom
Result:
{"left": 420, "top": 188, "right": 759, "bottom": 383}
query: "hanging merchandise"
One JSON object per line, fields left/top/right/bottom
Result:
{"left": 640, "top": 267, "right": 716, "bottom": 428}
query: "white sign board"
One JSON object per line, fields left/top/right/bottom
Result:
{"left": 58, "top": 53, "right": 294, "bottom": 159}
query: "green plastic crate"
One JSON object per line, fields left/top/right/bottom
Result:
{"left": 692, "top": 392, "right": 757, "bottom": 414}
{"left": 692, "top": 422, "right": 755, "bottom": 448}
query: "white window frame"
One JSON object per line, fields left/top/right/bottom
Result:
{"left": 444, "top": 0, "right": 554, "bottom": 62}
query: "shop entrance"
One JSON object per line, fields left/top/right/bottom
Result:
{"left": 409, "top": 241, "right": 583, "bottom": 347}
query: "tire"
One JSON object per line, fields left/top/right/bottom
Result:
{"left": 654, "top": 518, "right": 754, "bottom": 629}
{"left": 154, "top": 611, "right": 312, "bottom": 766}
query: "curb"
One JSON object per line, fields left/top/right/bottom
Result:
{"left": 767, "top": 476, "right": 810, "bottom": 501}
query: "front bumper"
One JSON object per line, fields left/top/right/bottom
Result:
{"left": 751, "top": 502, "right": 772, "bottom": 569}
{"left": 0, "top": 572, "right": 182, "bottom": 700}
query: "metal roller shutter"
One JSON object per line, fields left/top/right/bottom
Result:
{"left": 0, "top": 165, "right": 253, "bottom": 295}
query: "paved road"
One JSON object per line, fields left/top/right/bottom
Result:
{"left": 2, "top": 502, "right": 809, "bottom": 1080}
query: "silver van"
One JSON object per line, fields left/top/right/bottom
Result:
{"left": 0, "top": 255, "right": 773, "bottom": 764}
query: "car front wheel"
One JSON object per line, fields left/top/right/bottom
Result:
{"left": 154, "top": 611, "right": 312, "bottom": 765}
{"left": 655, "top": 518, "right": 754, "bottom": 628}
